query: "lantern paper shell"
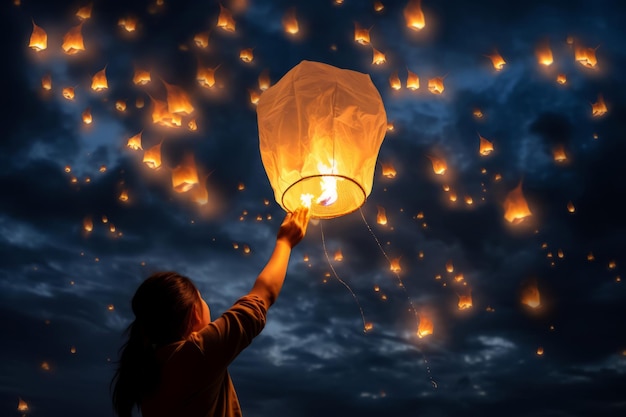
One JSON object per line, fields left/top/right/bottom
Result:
{"left": 257, "top": 60, "right": 387, "bottom": 219}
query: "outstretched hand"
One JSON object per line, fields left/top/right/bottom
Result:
{"left": 276, "top": 207, "right": 310, "bottom": 249}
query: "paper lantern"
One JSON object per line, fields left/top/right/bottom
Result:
{"left": 257, "top": 60, "right": 387, "bottom": 219}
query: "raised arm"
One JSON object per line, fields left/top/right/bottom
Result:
{"left": 249, "top": 207, "right": 309, "bottom": 308}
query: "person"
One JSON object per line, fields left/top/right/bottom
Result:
{"left": 111, "top": 207, "right": 310, "bottom": 417}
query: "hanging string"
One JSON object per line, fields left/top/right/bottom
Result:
{"left": 320, "top": 220, "right": 369, "bottom": 333}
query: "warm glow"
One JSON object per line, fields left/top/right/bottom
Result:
{"left": 240, "top": 48, "right": 254, "bottom": 62}
{"left": 249, "top": 89, "right": 261, "bottom": 105}
{"left": 187, "top": 119, "right": 197, "bottom": 131}
{"left": 41, "top": 74, "right": 52, "bottom": 91}
{"left": 164, "top": 81, "right": 194, "bottom": 115}
{"left": 258, "top": 69, "right": 271, "bottom": 90}
{"left": 82, "top": 107, "right": 93, "bottom": 124}
{"left": 591, "top": 94, "right": 607, "bottom": 117}
{"left": 503, "top": 181, "right": 532, "bottom": 224}
{"left": 76, "top": 3, "right": 92, "bottom": 20}
{"left": 372, "top": 47, "right": 386, "bottom": 65}
{"left": 536, "top": 346, "right": 544, "bottom": 356}
{"left": 479, "top": 134, "right": 494, "bottom": 155}
{"left": 521, "top": 281, "right": 541, "bottom": 308}
{"left": 427, "top": 77, "right": 444, "bottom": 94}
{"left": 458, "top": 291, "right": 473, "bottom": 310}
{"left": 553, "top": 144, "right": 567, "bottom": 162}
{"left": 127, "top": 132, "right": 142, "bottom": 150}
{"left": 374, "top": 1, "right": 384, "bottom": 12}
{"left": 133, "top": 68, "right": 151, "bottom": 85}
{"left": 143, "top": 143, "right": 162, "bottom": 169}
{"left": 115, "top": 100, "right": 127, "bottom": 112}
{"left": 191, "top": 181, "right": 209, "bottom": 205}
{"left": 197, "top": 65, "right": 219, "bottom": 88}
{"left": 17, "top": 397, "right": 29, "bottom": 412}
{"left": 334, "top": 249, "right": 343, "bottom": 261}
{"left": 389, "top": 258, "right": 402, "bottom": 273}
{"left": 417, "top": 314, "right": 433, "bottom": 338}
{"left": 404, "top": 0, "right": 425, "bottom": 31}
{"left": 389, "top": 71, "right": 401, "bottom": 90}
{"left": 445, "top": 259, "right": 454, "bottom": 273}
{"left": 194, "top": 32, "right": 209, "bottom": 48}
{"left": 91, "top": 67, "right": 108, "bottom": 91}
{"left": 381, "top": 163, "right": 396, "bottom": 178}
{"left": 217, "top": 4, "right": 236, "bottom": 32}
{"left": 171, "top": 154, "right": 199, "bottom": 192}
{"left": 574, "top": 45, "right": 598, "bottom": 68}
{"left": 29, "top": 20, "right": 47, "bottom": 51}
{"left": 556, "top": 73, "right": 567, "bottom": 85}
{"left": 427, "top": 155, "right": 447, "bottom": 175}
{"left": 406, "top": 68, "right": 419, "bottom": 90}
{"left": 354, "top": 23, "right": 370, "bottom": 45}
{"left": 118, "top": 16, "right": 138, "bottom": 32}
{"left": 151, "top": 97, "right": 182, "bottom": 128}
{"left": 62, "top": 23, "right": 86, "bottom": 55}
{"left": 119, "top": 190, "right": 129, "bottom": 202}
{"left": 377, "top": 205, "right": 388, "bottom": 225}
{"left": 473, "top": 109, "right": 483, "bottom": 118}
{"left": 536, "top": 40, "right": 553, "bottom": 66}
{"left": 486, "top": 51, "right": 506, "bottom": 71}
{"left": 282, "top": 7, "right": 299, "bottom": 35}
{"left": 567, "top": 201, "right": 575, "bottom": 213}
{"left": 83, "top": 216, "right": 93, "bottom": 232}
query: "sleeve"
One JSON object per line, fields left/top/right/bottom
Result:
{"left": 194, "top": 294, "right": 268, "bottom": 367}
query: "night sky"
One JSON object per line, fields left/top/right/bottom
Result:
{"left": 2, "top": 0, "right": 626, "bottom": 416}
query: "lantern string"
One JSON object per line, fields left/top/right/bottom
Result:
{"left": 320, "top": 220, "right": 368, "bottom": 333}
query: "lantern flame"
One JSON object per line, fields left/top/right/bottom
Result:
{"left": 354, "top": 23, "right": 371, "bottom": 45}
{"left": 118, "top": 17, "right": 138, "bottom": 32}
{"left": 389, "top": 71, "right": 401, "bottom": 90}
{"left": 29, "top": 20, "right": 47, "bottom": 51}
{"left": 151, "top": 97, "right": 182, "bottom": 128}
{"left": 171, "top": 154, "right": 199, "bottom": 192}
{"left": 574, "top": 45, "right": 598, "bottom": 68}
{"left": 133, "top": 69, "right": 151, "bottom": 85}
{"left": 282, "top": 7, "right": 299, "bottom": 35}
{"left": 197, "top": 65, "right": 219, "bottom": 88}
{"left": 258, "top": 70, "right": 271, "bottom": 90}
{"left": 389, "top": 258, "right": 401, "bottom": 273}
{"left": 503, "top": 181, "right": 532, "bottom": 224}
{"left": 62, "top": 23, "right": 86, "bottom": 55}
{"left": 91, "top": 67, "right": 108, "bottom": 91}
{"left": 591, "top": 94, "right": 607, "bottom": 117}
{"left": 376, "top": 205, "right": 388, "bottom": 225}
{"left": 17, "top": 397, "right": 29, "bottom": 412}
{"left": 126, "top": 132, "right": 142, "bottom": 150}
{"left": 372, "top": 47, "right": 386, "bottom": 65}
{"left": 404, "top": 0, "right": 425, "bottom": 31}
{"left": 217, "top": 4, "right": 236, "bottom": 32}
{"left": 536, "top": 40, "right": 553, "bottom": 66}
{"left": 521, "top": 281, "right": 541, "bottom": 308}
{"left": 486, "top": 51, "right": 506, "bottom": 71}
{"left": 240, "top": 48, "right": 254, "bottom": 63}
{"left": 381, "top": 163, "right": 396, "bottom": 178}
{"left": 164, "top": 81, "right": 194, "bottom": 115}
{"left": 406, "top": 68, "right": 419, "bottom": 90}
{"left": 143, "top": 143, "right": 162, "bottom": 169}
{"left": 315, "top": 160, "right": 339, "bottom": 207}
{"left": 553, "top": 144, "right": 567, "bottom": 162}
{"left": 427, "top": 155, "right": 447, "bottom": 175}
{"left": 556, "top": 73, "right": 567, "bottom": 85}
{"left": 417, "top": 314, "right": 433, "bottom": 338}
{"left": 194, "top": 32, "right": 210, "bottom": 48}
{"left": 567, "top": 201, "right": 575, "bottom": 213}
{"left": 374, "top": 1, "right": 384, "bottom": 12}
{"left": 41, "top": 74, "right": 52, "bottom": 91}
{"left": 83, "top": 216, "right": 93, "bottom": 232}
{"left": 334, "top": 249, "right": 343, "bottom": 261}
{"left": 427, "top": 77, "right": 445, "bottom": 94}
{"left": 82, "top": 107, "right": 93, "bottom": 124}
{"left": 458, "top": 291, "right": 473, "bottom": 310}
{"left": 479, "top": 134, "right": 494, "bottom": 155}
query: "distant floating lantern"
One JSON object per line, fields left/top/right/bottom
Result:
{"left": 164, "top": 81, "right": 194, "bottom": 115}
{"left": 567, "top": 201, "right": 575, "bottom": 213}
{"left": 417, "top": 313, "right": 433, "bottom": 338}
{"left": 171, "top": 154, "right": 199, "bottom": 192}
{"left": 191, "top": 181, "right": 209, "bottom": 205}
{"left": 406, "top": 68, "right": 419, "bottom": 90}
{"left": 197, "top": 65, "right": 219, "bottom": 88}
{"left": 553, "top": 144, "right": 567, "bottom": 162}
{"left": 521, "top": 280, "right": 540, "bottom": 308}
{"left": 29, "top": 20, "right": 47, "bottom": 51}
{"left": 249, "top": 89, "right": 261, "bottom": 105}
{"left": 256, "top": 61, "right": 387, "bottom": 218}
{"left": 536, "top": 39, "right": 553, "bottom": 66}
{"left": 473, "top": 108, "right": 483, "bottom": 119}
{"left": 83, "top": 216, "right": 93, "bottom": 232}
{"left": 91, "top": 67, "right": 108, "bottom": 91}
{"left": 377, "top": 205, "right": 388, "bottom": 225}
{"left": 503, "top": 180, "right": 532, "bottom": 224}
{"left": 427, "top": 77, "right": 444, "bottom": 94}
{"left": 374, "top": 1, "right": 384, "bottom": 12}
{"left": 354, "top": 23, "right": 371, "bottom": 45}
{"left": 404, "top": 0, "right": 425, "bottom": 31}
{"left": 62, "top": 22, "right": 86, "bottom": 55}
{"left": 216, "top": 4, "right": 236, "bottom": 32}
{"left": 458, "top": 291, "right": 473, "bottom": 310}
{"left": 478, "top": 134, "right": 494, "bottom": 155}
{"left": 194, "top": 32, "right": 210, "bottom": 48}
{"left": 240, "top": 48, "right": 254, "bottom": 62}
{"left": 574, "top": 44, "right": 598, "bottom": 68}
{"left": 427, "top": 155, "right": 447, "bottom": 175}
{"left": 486, "top": 50, "right": 506, "bottom": 71}
{"left": 556, "top": 73, "right": 567, "bottom": 85}
{"left": 591, "top": 94, "right": 607, "bottom": 117}
{"left": 119, "top": 189, "right": 129, "bottom": 202}
{"left": 282, "top": 7, "right": 299, "bottom": 35}
{"left": 334, "top": 249, "right": 343, "bottom": 261}
{"left": 41, "top": 74, "right": 52, "bottom": 91}
{"left": 115, "top": 100, "right": 127, "bottom": 112}
{"left": 258, "top": 69, "right": 271, "bottom": 90}
{"left": 536, "top": 346, "right": 544, "bottom": 356}
{"left": 445, "top": 259, "right": 454, "bottom": 273}
{"left": 76, "top": 3, "right": 92, "bottom": 20}
{"left": 17, "top": 397, "right": 29, "bottom": 412}
{"left": 389, "top": 258, "right": 401, "bottom": 273}
{"left": 133, "top": 68, "right": 151, "bottom": 85}
{"left": 82, "top": 107, "right": 93, "bottom": 124}
{"left": 62, "top": 87, "right": 75, "bottom": 100}
{"left": 389, "top": 70, "right": 401, "bottom": 90}
{"left": 118, "top": 16, "right": 138, "bottom": 32}
{"left": 151, "top": 97, "right": 182, "bottom": 128}
{"left": 143, "top": 143, "right": 162, "bottom": 169}
{"left": 381, "top": 162, "right": 396, "bottom": 178}
{"left": 372, "top": 47, "right": 386, "bottom": 65}
{"left": 127, "top": 132, "right": 142, "bottom": 150}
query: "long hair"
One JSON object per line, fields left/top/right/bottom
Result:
{"left": 111, "top": 271, "right": 201, "bottom": 417}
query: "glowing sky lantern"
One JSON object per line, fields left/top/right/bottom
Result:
{"left": 478, "top": 134, "right": 494, "bottom": 155}
{"left": 249, "top": 89, "right": 261, "bottom": 105}
{"left": 374, "top": 1, "right": 385, "bottom": 12}
{"left": 143, "top": 142, "right": 162, "bottom": 169}
{"left": 389, "top": 258, "right": 402, "bottom": 273}
{"left": 164, "top": 81, "right": 194, "bottom": 115}
{"left": 354, "top": 23, "right": 371, "bottom": 45}
{"left": 197, "top": 64, "right": 219, "bottom": 88}
{"left": 82, "top": 107, "right": 93, "bottom": 124}
{"left": 381, "top": 162, "right": 396, "bottom": 178}
{"left": 171, "top": 154, "right": 199, "bottom": 192}
{"left": 76, "top": 2, "right": 92, "bottom": 20}
{"left": 445, "top": 259, "right": 454, "bottom": 273}
{"left": 486, "top": 50, "right": 506, "bottom": 71}
{"left": 372, "top": 47, "right": 386, "bottom": 65}
{"left": 126, "top": 132, "right": 142, "bottom": 150}
{"left": 191, "top": 180, "right": 209, "bottom": 205}
{"left": 521, "top": 280, "right": 541, "bottom": 308}
{"left": 591, "top": 94, "right": 607, "bottom": 117}
{"left": 376, "top": 205, "right": 388, "bottom": 225}
{"left": 17, "top": 397, "right": 29, "bottom": 412}
{"left": 282, "top": 7, "right": 299, "bottom": 35}
{"left": 83, "top": 216, "right": 93, "bottom": 232}
{"left": 404, "top": 0, "right": 425, "bottom": 31}
{"left": 567, "top": 201, "right": 575, "bottom": 213}
{"left": 334, "top": 249, "right": 343, "bottom": 261}
{"left": 151, "top": 97, "right": 182, "bottom": 128}
{"left": 256, "top": 61, "right": 387, "bottom": 218}
{"left": 133, "top": 68, "right": 151, "bottom": 85}
{"left": 458, "top": 291, "right": 473, "bottom": 310}
{"left": 217, "top": 4, "right": 236, "bottom": 32}
{"left": 389, "top": 70, "right": 401, "bottom": 90}
{"left": 574, "top": 44, "right": 598, "bottom": 68}
{"left": 503, "top": 180, "right": 532, "bottom": 224}
{"left": 417, "top": 314, "right": 433, "bottom": 338}
{"left": 118, "top": 16, "right": 138, "bottom": 32}
{"left": 28, "top": 20, "right": 47, "bottom": 51}
{"left": 556, "top": 73, "right": 567, "bottom": 85}
{"left": 115, "top": 100, "right": 127, "bottom": 112}
{"left": 91, "top": 67, "right": 108, "bottom": 91}
{"left": 406, "top": 68, "right": 419, "bottom": 90}
{"left": 427, "top": 155, "right": 447, "bottom": 175}
{"left": 427, "top": 76, "right": 444, "bottom": 94}
{"left": 240, "top": 48, "right": 254, "bottom": 63}
{"left": 553, "top": 144, "right": 567, "bottom": 162}
{"left": 41, "top": 74, "right": 52, "bottom": 91}
{"left": 62, "top": 22, "right": 86, "bottom": 55}
{"left": 536, "top": 39, "right": 553, "bottom": 66}
{"left": 194, "top": 32, "right": 210, "bottom": 48}
{"left": 258, "top": 69, "right": 271, "bottom": 91}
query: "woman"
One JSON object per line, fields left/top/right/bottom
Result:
{"left": 111, "top": 207, "right": 309, "bottom": 417}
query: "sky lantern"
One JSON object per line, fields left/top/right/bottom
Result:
{"left": 427, "top": 77, "right": 444, "bottom": 94}
{"left": 478, "top": 133, "right": 494, "bottom": 155}
{"left": 62, "top": 22, "right": 86, "bottom": 55}
{"left": 381, "top": 162, "right": 396, "bottom": 178}
{"left": 591, "top": 94, "right": 607, "bottom": 117}
{"left": 171, "top": 154, "right": 199, "bottom": 192}
{"left": 28, "top": 20, "right": 47, "bottom": 51}
{"left": 191, "top": 180, "right": 209, "bottom": 205}
{"left": 249, "top": 89, "right": 261, "bottom": 105}
{"left": 82, "top": 107, "right": 93, "bottom": 124}
{"left": 143, "top": 142, "right": 162, "bottom": 169}
{"left": 536, "top": 346, "right": 544, "bottom": 356}
{"left": 119, "top": 189, "right": 129, "bottom": 202}
{"left": 126, "top": 132, "right": 142, "bottom": 150}
{"left": 282, "top": 7, "right": 299, "bottom": 35}
{"left": 133, "top": 68, "right": 151, "bottom": 85}
{"left": 334, "top": 249, "right": 343, "bottom": 262}
{"left": 390, "top": 258, "right": 402, "bottom": 273}
{"left": 151, "top": 97, "right": 182, "bottom": 128}
{"left": 240, "top": 48, "right": 254, "bottom": 63}
{"left": 521, "top": 280, "right": 541, "bottom": 308}
{"left": 536, "top": 39, "right": 553, "bottom": 66}
{"left": 567, "top": 201, "right": 575, "bottom": 213}
{"left": 389, "top": 70, "right": 402, "bottom": 90}
{"left": 83, "top": 216, "right": 93, "bottom": 232}
{"left": 374, "top": 1, "right": 385, "bottom": 12}
{"left": 473, "top": 108, "right": 483, "bottom": 119}
{"left": 193, "top": 32, "right": 210, "bottom": 48}
{"left": 217, "top": 4, "right": 236, "bottom": 32}
{"left": 118, "top": 16, "right": 138, "bottom": 32}
{"left": 486, "top": 50, "right": 506, "bottom": 71}
{"left": 503, "top": 180, "right": 532, "bottom": 224}
{"left": 556, "top": 73, "right": 567, "bottom": 85}
{"left": 417, "top": 314, "right": 433, "bottom": 338}
{"left": 164, "top": 81, "right": 194, "bottom": 115}
{"left": 91, "top": 67, "right": 108, "bottom": 91}
{"left": 372, "top": 47, "right": 386, "bottom": 65}
{"left": 427, "top": 155, "right": 446, "bottom": 175}
{"left": 115, "top": 100, "right": 127, "bottom": 112}
{"left": 445, "top": 259, "right": 454, "bottom": 273}
{"left": 457, "top": 290, "right": 473, "bottom": 310}
{"left": 553, "top": 144, "right": 567, "bottom": 162}
{"left": 404, "top": 0, "right": 425, "bottom": 31}
{"left": 377, "top": 205, "right": 388, "bottom": 225}
{"left": 406, "top": 68, "right": 419, "bottom": 90}
{"left": 256, "top": 61, "right": 387, "bottom": 218}
{"left": 574, "top": 44, "right": 598, "bottom": 68}
{"left": 41, "top": 74, "right": 52, "bottom": 91}
{"left": 17, "top": 397, "right": 29, "bottom": 412}
{"left": 258, "top": 69, "right": 271, "bottom": 90}
{"left": 76, "top": 3, "right": 92, "bottom": 20}
{"left": 354, "top": 23, "right": 371, "bottom": 45}
{"left": 197, "top": 64, "right": 219, "bottom": 88}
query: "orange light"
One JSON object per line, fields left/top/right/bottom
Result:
{"left": 75, "top": 3, "right": 92, "bottom": 20}
{"left": 427, "top": 155, "right": 447, "bottom": 175}
{"left": 29, "top": 20, "right": 47, "bottom": 51}
{"left": 389, "top": 258, "right": 401, "bottom": 273}
{"left": 258, "top": 69, "right": 271, "bottom": 91}
{"left": 521, "top": 280, "right": 541, "bottom": 308}
{"left": 567, "top": 201, "right": 575, "bottom": 213}
{"left": 118, "top": 16, "right": 138, "bottom": 32}
{"left": 381, "top": 162, "right": 397, "bottom": 178}
{"left": 574, "top": 44, "right": 598, "bottom": 68}
{"left": 354, "top": 23, "right": 371, "bottom": 45}
{"left": 376, "top": 206, "right": 388, "bottom": 225}
{"left": 81, "top": 107, "right": 93, "bottom": 124}
{"left": 417, "top": 313, "right": 433, "bottom": 338}
{"left": 126, "top": 132, "right": 142, "bottom": 150}
{"left": 478, "top": 134, "right": 494, "bottom": 156}
{"left": 17, "top": 397, "right": 29, "bottom": 412}
{"left": 133, "top": 68, "right": 151, "bottom": 85}
{"left": 406, "top": 68, "right": 419, "bottom": 90}
{"left": 282, "top": 7, "right": 299, "bottom": 35}
{"left": 372, "top": 47, "right": 386, "bottom": 65}
{"left": 171, "top": 154, "right": 199, "bottom": 192}
{"left": 374, "top": 1, "right": 384, "bottom": 12}
{"left": 458, "top": 291, "right": 473, "bottom": 310}
{"left": 404, "top": 0, "right": 425, "bottom": 31}
{"left": 216, "top": 4, "right": 236, "bottom": 32}
{"left": 164, "top": 81, "right": 194, "bottom": 115}
{"left": 536, "top": 39, "right": 553, "bottom": 66}
{"left": 536, "top": 346, "right": 544, "bottom": 356}
{"left": 553, "top": 144, "right": 567, "bottom": 162}
{"left": 118, "top": 190, "right": 129, "bottom": 202}
{"left": 193, "top": 32, "right": 210, "bottom": 48}
{"left": 389, "top": 70, "right": 401, "bottom": 90}
{"left": 427, "top": 77, "right": 444, "bottom": 94}
{"left": 486, "top": 50, "right": 506, "bottom": 71}
{"left": 143, "top": 143, "right": 162, "bottom": 169}
{"left": 41, "top": 74, "right": 52, "bottom": 91}
{"left": 503, "top": 180, "right": 532, "bottom": 224}
{"left": 197, "top": 65, "right": 219, "bottom": 88}
{"left": 556, "top": 73, "right": 567, "bottom": 85}
{"left": 249, "top": 89, "right": 261, "bottom": 105}
{"left": 473, "top": 109, "right": 483, "bottom": 119}
{"left": 240, "top": 48, "right": 254, "bottom": 63}
{"left": 91, "top": 67, "right": 108, "bottom": 91}
{"left": 334, "top": 249, "right": 343, "bottom": 261}
{"left": 591, "top": 94, "right": 607, "bottom": 117}
{"left": 61, "top": 22, "right": 86, "bottom": 55}
{"left": 151, "top": 97, "right": 182, "bottom": 128}
{"left": 115, "top": 100, "right": 127, "bottom": 112}
{"left": 83, "top": 216, "right": 93, "bottom": 232}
